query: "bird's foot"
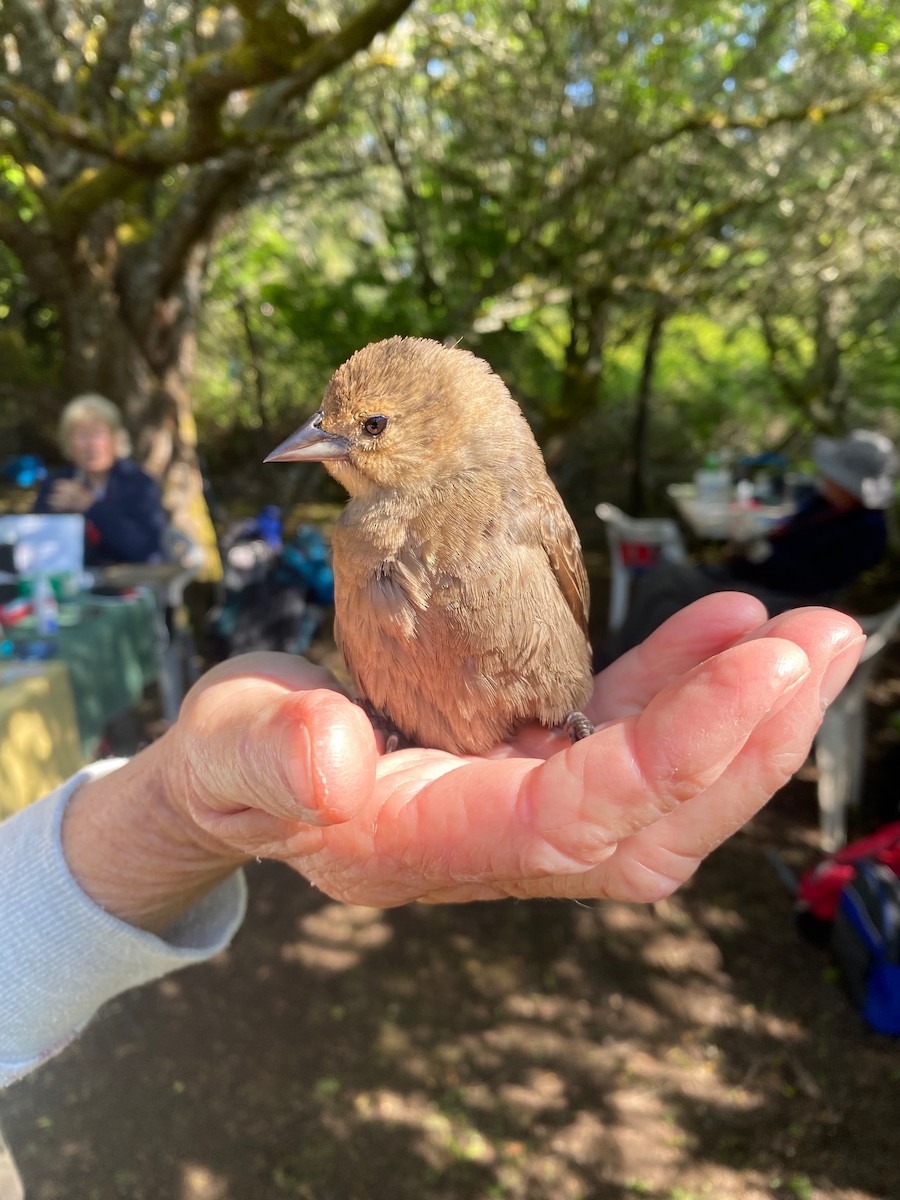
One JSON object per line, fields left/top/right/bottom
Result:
{"left": 564, "top": 710, "right": 595, "bottom": 743}
{"left": 354, "top": 699, "right": 410, "bottom": 753}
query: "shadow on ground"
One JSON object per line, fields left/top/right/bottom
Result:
{"left": 2, "top": 761, "right": 898, "bottom": 1200}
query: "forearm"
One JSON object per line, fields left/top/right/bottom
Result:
{"left": 61, "top": 732, "right": 248, "bottom": 934}
{"left": 0, "top": 759, "right": 247, "bottom": 1086}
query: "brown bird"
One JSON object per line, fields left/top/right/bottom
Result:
{"left": 265, "top": 336, "right": 594, "bottom": 755}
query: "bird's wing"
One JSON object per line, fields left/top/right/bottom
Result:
{"left": 532, "top": 484, "right": 591, "bottom": 638}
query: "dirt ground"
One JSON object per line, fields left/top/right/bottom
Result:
{"left": 2, "top": 626, "right": 899, "bottom": 1200}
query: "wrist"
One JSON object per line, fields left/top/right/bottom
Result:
{"left": 61, "top": 732, "right": 247, "bottom": 935}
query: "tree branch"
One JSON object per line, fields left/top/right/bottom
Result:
{"left": 51, "top": 162, "right": 143, "bottom": 238}
{"left": 758, "top": 310, "right": 808, "bottom": 407}
{"left": 0, "top": 79, "right": 115, "bottom": 160}
{"left": 133, "top": 0, "right": 416, "bottom": 280}
{"left": 0, "top": 200, "right": 67, "bottom": 303}
{"left": 231, "top": 0, "right": 316, "bottom": 65}
{"left": 0, "top": 0, "right": 61, "bottom": 100}
{"left": 678, "top": 86, "right": 899, "bottom": 140}
{"left": 242, "top": 0, "right": 414, "bottom": 127}
{"left": 84, "top": 0, "right": 146, "bottom": 116}
{"left": 118, "top": 150, "right": 259, "bottom": 341}
{"left": 551, "top": 86, "right": 900, "bottom": 216}
{"left": 379, "top": 119, "right": 445, "bottom": 312}
{"left": 1, "top": 0, "right": 415, "bottom": 238}
{"left": 147, "top": 105, "right": 346, "bottom": 312}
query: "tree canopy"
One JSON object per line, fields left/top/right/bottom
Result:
{"left": 2, "top": 0, "right": 898, "bottom": 536}
{"left": 1, "top": 0, "right": 414, "bottom": 565}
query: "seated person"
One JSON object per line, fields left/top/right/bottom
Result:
{"left": 33, "top": 393, "right": 167, "bottom": 567}
{"left": 610, "top": 429, "right": 897, "bottom": 656}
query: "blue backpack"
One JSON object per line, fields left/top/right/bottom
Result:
{"left": 832, "top": 859, "right": 900, "bottom": 1036}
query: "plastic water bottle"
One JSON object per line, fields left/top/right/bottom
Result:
{"left": 728, "top": 479, "right": 758, "bottom": 542}
{"left": 32, "top": 574, "right": 59, "bottom": 650}
{"left": 257, "top": 505, "right": 283, "bottom": 548}
{"left": 694, "top": 454, "right": 732, "bottom": 504}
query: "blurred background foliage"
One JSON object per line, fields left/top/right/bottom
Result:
{"left": 1, "top": 0, "right": 898, "bottom": 545}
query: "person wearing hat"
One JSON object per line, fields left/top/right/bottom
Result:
{"left": 726, "top": 429, "right": 896, "bottom": 596}
{"left": 607, "top": 429, "right": 897, "bottom": 657}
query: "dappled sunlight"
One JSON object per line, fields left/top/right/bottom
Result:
{"left": 641, "top": 929, "right": 725, "bottom": 974}
{"left": 353, "top": 1087, "right": 496, "bottom": 1166}
{"left": 280, "top": 901, "right": 393, "bottom": 972}
{"left": 349, "top": 1086, "right": 610, "bottom": 1200}
{"left": 700, "top": 904, "right": 748, "bottom": 935}
{"left": 179, "top": 1162, "right": 230, "bottom": 1200}
{"left": 497, "top": 1067, "right": 567, "bottom": 1114}
{"left": 3, "top": 824, "right": 894, "bottom": 1199}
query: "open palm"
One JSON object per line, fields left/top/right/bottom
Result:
{"left": 168, "top": 593, "right": 862, "bottom": 908}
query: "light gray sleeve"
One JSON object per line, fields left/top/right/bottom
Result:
{"left": 0, "top": 760, "right": 247, "bottom": 1087}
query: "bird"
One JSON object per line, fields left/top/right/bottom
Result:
{"left": 265, "top": 336, "right": 594, "bottom": 755}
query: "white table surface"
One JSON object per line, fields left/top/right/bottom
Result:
{"left": 666, "top": 483, "right": 795, "bottom": 540}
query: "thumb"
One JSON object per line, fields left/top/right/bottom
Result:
{"left": 179, "top": 685, "right": 378, "bottom": 828}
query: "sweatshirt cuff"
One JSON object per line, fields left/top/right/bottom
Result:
{"left": 0, "top": 760, "right": 247, "bottom": 1086}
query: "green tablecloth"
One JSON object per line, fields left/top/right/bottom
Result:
{"left": 8, "top": 591, "right": 159, "bottom": 757}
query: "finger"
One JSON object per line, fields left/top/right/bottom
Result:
{"left": 590, "top": 592, "right": 768, "bottom": 722}
{"left": 736, "top": 605, "right": 864, "bottom": 703}
{"left": 183, "top": 650, "right": 348, "bottom": 708}
{"left": 367, "top": 637, "right": 810, "bottom": 889}
{"left": 580, "top": 611, "right": 865, "bottom": 902}
{"left": 499, "top": 591, "right": 770, "bottom": 759}
{"left": 484, "top": 723, "right": 566, "bottom": 760}
{"left": 179, "top": 680, "right": 377, "bottom": 829}
{"left": 301, "top": 610, "right": 864, "bottom": 908}
{"left": 524, "top": 636, "right": 810, "bottom": 866}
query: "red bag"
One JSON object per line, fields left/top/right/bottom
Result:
{"left": 797, "top": 822, "right": 900, "bottom": 923}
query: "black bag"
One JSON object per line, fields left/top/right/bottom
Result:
{"left": 832, "top": 859, "right": 900, "bottom": 1035}
{"left": 205, "top": 518, "right": 331, "bottom": 660}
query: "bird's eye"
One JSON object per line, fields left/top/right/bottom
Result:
{"left": 362, "top": 415, "right": 388, "bottom": 437}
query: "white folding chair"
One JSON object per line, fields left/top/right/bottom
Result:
{"left": 595, "top": 503, "right": 688, "bottom": 633}
{"left": 815, "top": 596, "right": 900, "bottom": 851}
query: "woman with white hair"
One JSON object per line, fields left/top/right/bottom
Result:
{"left": 33, "top": 393, "right": 166, "bottom": 566}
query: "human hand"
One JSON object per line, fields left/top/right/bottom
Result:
{"left": 46, "top": 478, "right": 95, "bottom": 513}
{"left": 141, "top": 593, "right": 862, "bottom": 911}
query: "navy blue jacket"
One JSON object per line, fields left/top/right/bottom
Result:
{"left": 728, "top": 494, "right": 888, "bottom": 597}
{"left": 34, "top": 458, "right": 166, "bottom": 567}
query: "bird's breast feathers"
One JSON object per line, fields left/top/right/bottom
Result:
{"left": 331, "top": 495, "right": 590, "bottom": 738}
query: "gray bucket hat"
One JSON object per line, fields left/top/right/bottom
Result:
{"left": 812, "top": 429, "right": 898, "bottom": 510}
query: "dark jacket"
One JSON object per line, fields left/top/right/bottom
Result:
{"left": 34, "top": 458, "right": 166, "bottom": 567}
{"left": 728, "top": 494, "right": 888, "bottom": 597}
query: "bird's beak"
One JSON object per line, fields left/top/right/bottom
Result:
{"left": 264, "top": 412, "right": 351, "bottom": 463}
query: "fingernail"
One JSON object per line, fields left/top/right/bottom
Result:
{"left": 280, "top": 721, "right": 322, "bottom": 824}
{"left": 819, "top": 636, "right": 866, "bottom": 710}
{"left": 763, "top": 661, "right": 811, "bottom": 720}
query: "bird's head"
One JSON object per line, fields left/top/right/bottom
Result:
{"left": 265, "top": 337, "right": 537, "bottom": 498}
